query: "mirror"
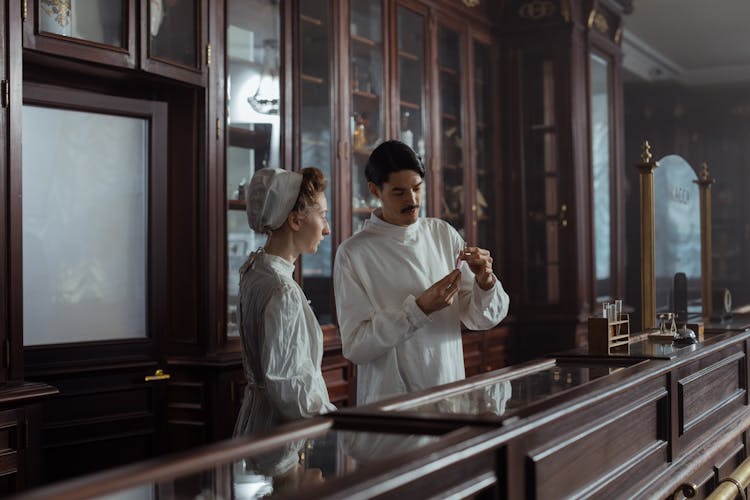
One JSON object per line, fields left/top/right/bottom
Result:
{"left": 653, "top": 155, "right": 701, "bottom": 315}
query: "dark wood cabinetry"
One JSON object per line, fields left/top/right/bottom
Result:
{"left": 499, "top": 0, "right": 627, "bottom": 363}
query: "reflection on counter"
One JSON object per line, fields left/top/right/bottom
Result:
{"left": 89, "top": 429, "right": 439, "bottom": 500}
{"left": 400, "top": 362, "right": 627, "bottom": 417}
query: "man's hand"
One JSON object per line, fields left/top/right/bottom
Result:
{"left": 459, "top": 247, "right": 495, "bottom": 290}
{"left": 416, "top": 269, "right": 461, "bottom": 315}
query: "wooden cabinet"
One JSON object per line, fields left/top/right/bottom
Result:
{"left": 463, "top": 327, "right": 509, "bottom": 377}
{"left": 499, "top": 0, "right": 627, "bottom": 363}
{"left": 22, "top": 0, "right": 207, "bottom": 84}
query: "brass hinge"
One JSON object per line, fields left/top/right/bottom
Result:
{"left": 216, "top": 117, "right": 221, "bottom": 139}
{"left": 22, "top": 0, "right": 27, "bottom": 20}
{"left": 1, "top": 80, "right": 9, "bottom": 108}
{"left": 206, "top": 44, "right": 212, "bottom": 66}
{"left": 338, "top": 141, "right": 349, "bottom": 161}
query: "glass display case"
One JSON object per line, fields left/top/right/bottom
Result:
{"left": 339, "top": 357, "right": 647, "bottom": 428}
{"left": 523, "top": 52, "right": 561, "bottom": 306}
{"left": 396, "top": 4, "right": 428, "bottom": 217}
{"left": 224, "top": 0, "right": 281, "bottom": 337}
{"left": 23, "top": 0, "right": 135, "bottom": 67}
{"left": 299, "top": 0, "right": 334, "bottom": 324}
{"left": 19, "top": 418, "right": 503, "bottom": 499}
{"left": 349, "top": 0, "right": 385, "bottom": 234}
{"left": 473, "top": 39, "right": 494, "bottom": 251}
{"left": 144, "top": 0, "right": 207, "bottom": 84}
{"left": 437, "top": 24, "right": 466, "bottom": 237}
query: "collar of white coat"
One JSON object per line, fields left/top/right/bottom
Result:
{"left": 254, "top": 250, "right": 295, "bottom": 277}
{"left": 366, "top": 210, "right": 422, "bottom": 242}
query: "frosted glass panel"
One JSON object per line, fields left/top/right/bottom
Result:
{"left": 23, "top": 105, "right": 148, "bottom": 346}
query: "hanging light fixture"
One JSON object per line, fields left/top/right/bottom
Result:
{"left": 247, "top": 38, "right": 280, "bottom": 115}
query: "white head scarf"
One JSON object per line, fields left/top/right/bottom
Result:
{"left": 246, "top": 168, "right": 303, "bottom": 234}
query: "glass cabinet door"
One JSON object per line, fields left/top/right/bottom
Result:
{"left": 224, "top": 0, "right": 281, "bottom": 337}
{"left": 523, "top": 54, "right": 560, "bottom": 305}
{"left": 590, "top": 52, "right": 612, "bottom": 303}
{"left": 437, "top": 25, "right": 466, "bottom": 238}
{"left": 396, "top": 5, "right": 427, "bottom": 216}
{"left": 350, "top": 0, "right": 385, "bottom": 233}
{"left": 24, "top": 0, "right": 134, "bottom": 67}
{"left": 473, "top": 40, "right": 493, "bottom": 250}
{"left": 299, "top": 0, "right": 334, "bottom": 324}
{"left": 143, "top": 0, "right": 206, "bottom": 84}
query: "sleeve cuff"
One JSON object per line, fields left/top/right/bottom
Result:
{"left": 403, "top": 294, "right": 431, "bottom": 331}
{"left": 473, "top": 274, "right": 499, "bottom": 308}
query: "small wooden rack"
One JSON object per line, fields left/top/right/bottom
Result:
{"left": 588, "top": 314, "right": 630, "bottom": 355}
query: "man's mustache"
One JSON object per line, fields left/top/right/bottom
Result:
{"left": 401, "top": 205, "right": 419, "bottom": 213}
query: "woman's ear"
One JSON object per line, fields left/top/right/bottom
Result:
{"left": 287, "top": 211, "right": 302, "bottom": 231}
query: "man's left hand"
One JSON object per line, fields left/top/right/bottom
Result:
{"left": 459, "top": 247, "right": 496, "bottom": 290}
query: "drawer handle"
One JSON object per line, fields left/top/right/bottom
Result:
{"left": 145, "top": 369, "right": 171, "bottom": 382}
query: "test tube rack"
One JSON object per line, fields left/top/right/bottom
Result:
{"left": 588, "top": 314, "right": 630, "bottom": 355}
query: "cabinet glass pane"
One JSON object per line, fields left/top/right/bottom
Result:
{"left": 397, "top": 6, "right": 426, "bottom": 216}
{"left": 474, "top": 41, "right": 493, "bottom": 250}
{"left": 39, "top": 0, "right": 125, "bottom": 47}
{"left": 22, "top": 105, "right": 147, "bottom": 346}
{"left": 149, "top": 0, "right": 198, "bottom": 68}
{"left": 523, "top": 56, "right": 559, "bottom": 304}
{"left": 590, "top": 53, "right": 611, "bottom": 302}
{"left": 438, "top": 25, "right": 465, "bottom": 237}
{"left": 225, "top": 0, "right": 280, "bottom": 337}
{"left": 300, "top": 0, "right": 333, "bottom": 324}
{"left": 350, "top": 0, "right": 385, "bottom": 233}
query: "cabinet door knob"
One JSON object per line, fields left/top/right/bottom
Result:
{"left": 560, "top": 204, "right": 568, "bottom": 227}
{"left": 145, "top": 369, "right": 171, "bottom": 382}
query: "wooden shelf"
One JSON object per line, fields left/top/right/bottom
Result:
{"left": 353, "top": 89, "right": 379, "bottom": 100}
{"left": 228, "top": 126, "right": 270, "bottom": 149}
{"left": 351, "top": 34, "right": 379, "bottom": 47}
{"left": 301, "top": 14, "right": 323, "bottom": 26}
{"left": 353, "top": 207, "right": 373, "bottom": 215}
{"left": 439, "top": 65, "right": 458, "bottom": 76}
{"left": 400, "top": 99, "right": 420, "bottom": 110}
{"left": 302, "top": 137, "right": 329, "bottom": 147}
{"left": 398, "top": 50, "right": 419, "bottom": 61}
{"left": 228, "top": 199, "right": 246, "bottom": 211}
{"left": 530, "top": 123, "right": 555, "bottom": 132}
{"left": 227, "top": 56, "right": 263, "bottom": 70}
{"left": 301, "top": 73, "right": 325, "bottom": 85}
{"left": 441, "top": 112, "right": 458, "bottom": 121}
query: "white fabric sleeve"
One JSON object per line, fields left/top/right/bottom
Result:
{"left": 451, "top": 233, "right": 510, "bottom": 331}
{"left": 334, "top": 249, "right": 431, "bottom": 364}
{"left": 260, "top": 285, "right": 330, "bottom": 421}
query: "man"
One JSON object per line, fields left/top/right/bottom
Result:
{"left": 333, "top": 140, "right": 509, "bottom": 405}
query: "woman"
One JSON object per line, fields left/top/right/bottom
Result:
{"left": 234, "top": 166, "right": 335, "bottom": 456}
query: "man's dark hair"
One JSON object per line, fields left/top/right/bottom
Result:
{"left": 365, "top": 140, "right": 425, "bottom": 188}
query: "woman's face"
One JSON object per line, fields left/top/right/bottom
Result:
{"left": 294, "top": 191, "right": 330, "bottom": 254}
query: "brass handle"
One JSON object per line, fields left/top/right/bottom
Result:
{"left": 670, "top": 482, "right": 697, "bottom": 499}
{"left": 145, "top": 369, "right": 171, "bottom": 382}
{"left": 560, "top": 204, "right": 568, "bottom": 227}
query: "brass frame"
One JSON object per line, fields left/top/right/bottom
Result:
{"left": 636, "top": 141, "right": 657, "bottom": 330}
{"left": 694, "top": 162, "right": 716, "bottom": 319}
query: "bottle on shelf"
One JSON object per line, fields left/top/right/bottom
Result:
{"left": 400, "top": 111, "right": 413, "bottom": 148}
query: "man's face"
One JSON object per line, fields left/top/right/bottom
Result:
{"left": 368, "top": 169, "right": 423, "bottom": 226}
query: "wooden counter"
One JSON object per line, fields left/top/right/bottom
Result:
{"left": 13, "top": 330, "right": 750, "bottom": 499}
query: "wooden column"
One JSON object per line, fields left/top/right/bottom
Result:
{"left": 636, "top": 141, "right": 657, "bottom": 330}
{"left": 694, "top": 162, "right": 716, "bottom": 319}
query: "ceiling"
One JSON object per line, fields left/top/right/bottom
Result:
{"left": 622, "top": 0, "right": 750, "bottom": 85}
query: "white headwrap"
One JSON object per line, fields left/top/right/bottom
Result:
{"left": 246, "top": 168, "right": 303, "bottom": 234}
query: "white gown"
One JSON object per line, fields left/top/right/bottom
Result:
{"left": 234, "top": 251, "right": 335, "bottom": 453}
{"left": 333, "top": 212, "right": 510, "bottom": 405}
